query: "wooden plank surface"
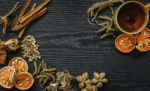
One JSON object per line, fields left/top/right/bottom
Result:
{"left": 0, "top": 0, "right": 150, "bottom": 91}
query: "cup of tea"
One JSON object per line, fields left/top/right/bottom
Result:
{"left": 113, "top": 1, "right": 150, "bottom": 34}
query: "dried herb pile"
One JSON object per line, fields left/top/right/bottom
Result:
{"left": 87, "top": 0, "right": 150, "bottom": 53}
{"left": 87, "top": 0, "right": 124, "bottom": 39}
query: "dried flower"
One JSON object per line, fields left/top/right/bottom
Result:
{"left": 76, "top": 72, "right": 93, "bottom": 91}
{"left": 21, "top": 35, "right": 41, "bottom": 61}
{"left": 56, "top": 71, "right": 73, "bottom": 91}
{"left": 92, "top": 72, "right": 108, "bottom": 88}
{"left": 76, "top": 72, "right": 108, "bottom": 91}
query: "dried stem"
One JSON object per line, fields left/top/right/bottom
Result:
{"left": 13, "top": 7, "right": 47, "bottom": 31}
{"left": 18, "top": 3, "right": 37, "bottom": 39}
{"left": 0, "top": 2, "right": 19, "bottom": 34}
{"left": 19, "top": 0, "right": 50, "bottom": 24}
{"left": 15, "top": 0, "right": 32, "bottom": 26}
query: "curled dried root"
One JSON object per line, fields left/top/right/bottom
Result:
{"left": 87, "top": 0, "right": 124, "bottom": 24}
{"left": 87, "top": 0, "right": 124, "bottom": 39}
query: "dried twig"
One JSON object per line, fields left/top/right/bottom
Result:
{"left": 18, "top": 3, "right": 37, "bottom": 39}
{"left": 13, "top": 7, "right": 47, "bottom": 31}
{"left": 19, "top": 0, "right": 50, "bottom": 24}
{"left": 0, "top": 2, "right": 19, "bottom": 34}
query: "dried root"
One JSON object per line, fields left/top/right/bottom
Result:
{"left": 87, "top": 0, "right": 124, "bottom": 23}
{"left": 87, "top": 0, "right": 124, "bottom": 39}
{"left": 0, "top": 2, "right": 19, "bottom": 34}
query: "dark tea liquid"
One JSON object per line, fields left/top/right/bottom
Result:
{"left": 117, "top": 2, "right": 145, "bottom": 32}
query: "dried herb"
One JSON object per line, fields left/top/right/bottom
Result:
{"left": 76, "top": 72, "right": 108, "bottom": 91}
{"left": 92, "top": 72, "right": 108, "bottom": 89}
{"left": 0, "top": 2, "right": 19, "bottom": 34}
{"left": 76, "top": 72, "right": 93, "bottom": 91}
{"left": 87, "top": 0, "right": 124, "bottom": 39}
{"left": 21, "top": 35, "right": 41, "bottom": 61}
{"left": 12, "top": 0, "right": 51, "bottom": 33}
{"left": 44, "top": 71, "right": 73, "bottom": 91}
{"left": 87, "top": 0, "right": 124, "bottom": 24}
{"left": 33, "top": 61, "right": 56, "bottom": 87}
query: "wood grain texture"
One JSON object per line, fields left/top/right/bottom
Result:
{"left": 0, "top": 0, "right": 150, "bottom": 91}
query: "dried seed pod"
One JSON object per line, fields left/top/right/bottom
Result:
{"left": 8, "top": 57, "right": 28, "bottom": 74}
{"left": 76, "top": 72, "right": 89, "bottom": 82}
{"left": 76, "top": 72, "right": 93, "bottom": 90}
{"left": 96, "top": 82, "right": 103, "bottom": 88}
{"left": 92, "top": 72, "right": 108, "bottom": 88}
{"left": 0, "top": 66, "right": 16, "bottom": 89}
{"left": 46, "top": 83, "right": 59, "bottom": 91}
{"left": 15, "top": 72, "right": 34, "bottom": 90}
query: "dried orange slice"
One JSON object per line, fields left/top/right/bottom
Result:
{"left": 0, "top": 66, "right": 15, "bottom": 89}
{"left": 8, "top": 57, "right": 28, "bottom": 74}
{"left": 136, "top": 28, "right": 150, "bottom": 52}
{"left": 0, "top": 50, "right": 7, "bottom": 64}
{"left": 15, "top": 72, "right": 34, "bottom": 90}
{"left": 115, "top": 34, "right": 136, "bottom": 53}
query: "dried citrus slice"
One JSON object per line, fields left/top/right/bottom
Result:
{"left": 0, "top": 66, "right": 15, "bottom": 89}
{"left": 0, "top": 50, "right": 7, "bottom": 64}
{"left": 136, "top": 28, "right": 150, "bottom": 52}
{"left": 115, "top": 34, "right": 136, "bottom": 53}
{"left": 8, "top": 57, "right": 28, "bottom": 74}
{"left": 15, "top": 72, "right": 34, "bottom": 90}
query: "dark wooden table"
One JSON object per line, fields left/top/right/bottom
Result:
{"left": 0, "top": 0, "right": 150, "bottom": 91}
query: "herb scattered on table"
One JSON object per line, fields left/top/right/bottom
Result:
{"left": 76, "top": 72, "right": 108, "bottom": 91}
{"left": 87, "top": 0, "right": 124, "bottom": 39}
{"left": 12, "top": 0, "right": 51, "bottom": 38}
{"left": 21, "top": 35, "right": 41, "bottom": 61}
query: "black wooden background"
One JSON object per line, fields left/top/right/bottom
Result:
{"left": 0, "top": 0, "right": 150, "bottom": 91}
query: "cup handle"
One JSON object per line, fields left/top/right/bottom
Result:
{"left": 145, "top": 3, "right": 150, "bottom": 11}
